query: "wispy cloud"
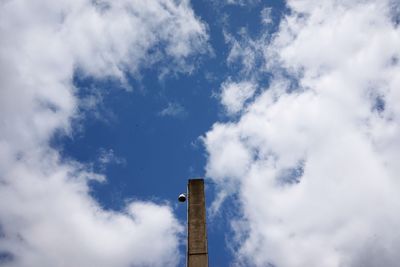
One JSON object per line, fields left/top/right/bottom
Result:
{"left": 260, "top": 7, "right": 273, "bottom": 25}
{"left": 225, "top": 0, "right": 260, "bottom": 6}
{"left": 97, "top": 148, "right": 126, "bottom": 170}
{"left": 159, "top": 102, "right": 188, "bottom": 119}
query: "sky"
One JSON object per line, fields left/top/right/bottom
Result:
{"left": 1, "top": 0, "right": 400, "bottom": 267}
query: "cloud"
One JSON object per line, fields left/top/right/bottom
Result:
{"left": 224, "top": 28, "right": 267, "bottom": 77}
{"left": 225, "top": 0, "right": 260, "bottom": 6}
{"left": 220, "top": 80, "right": 256, "bottom": 115}
{"left": 0, "top": 0, "right": 208, "bottom": 266}
{"left": 97, "top": 148, "right": 126, "bottom": 169}
{"left": 260, "top": 7, "right": 273, "bottom": 25}
{"left": 204, "top": 1, "right": 400, "bottom": 266}
{"left": 158, "top": 102, "right": 188, "bottom": 119}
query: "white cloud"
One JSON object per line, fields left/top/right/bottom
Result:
{"left": 220, "top": 80, "right": 256, "bottom": 115}
{"left": 0, "top": 0, "right": 207, "bottom": 266}
{"left": 159, "top": 102, "right": 188, "bottom": 118}
{"left": 98, "top": 148, "right": 126, "bottom": 167}
{"left": 225, "top": 0, "right": 260, "bottom": 6}
{"left": 204, "top": 1, "right": 400, "bottom": 266}
{"left": 0, "top": 156, "right": 182, "bottom": 267}
{"left": 225, "top": 29, "right": 260, "bottom": 75}
{"left": 260, "top": 7, "right": 273, "bottom": 25}
{"left": 224, "top": 27, "right": 268, "bottom": 77}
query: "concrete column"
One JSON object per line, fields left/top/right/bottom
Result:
{"left": 187, "top": 179, "right": 208, "bottom": 267}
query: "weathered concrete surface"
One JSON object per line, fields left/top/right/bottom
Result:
{"left": 187, "top": 179, "right": 208, "bottom": 267}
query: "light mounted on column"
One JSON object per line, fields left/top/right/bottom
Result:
{"left": 178, "top": 193, "right": 187, "bottom": 202}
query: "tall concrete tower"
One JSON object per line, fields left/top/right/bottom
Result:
{"left": 187, "top": 179, "right": 208, "bottom": 267}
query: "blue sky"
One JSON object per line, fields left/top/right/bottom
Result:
{"left": 52, "top": 1, "right": 285, "bottom": 265}
{"left": 2, "top": 0, "right": 400, "bottom": 267}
